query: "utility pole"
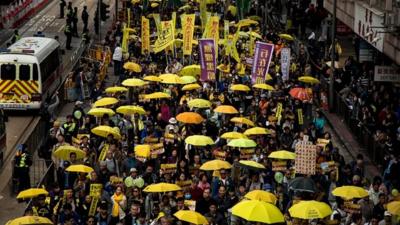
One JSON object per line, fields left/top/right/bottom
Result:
{"left": 329, "top": 0, "right": 336, "bottom": 112}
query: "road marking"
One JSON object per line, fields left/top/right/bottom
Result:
{"left": 58, "top": 24, "right": 66, "bottom": 33}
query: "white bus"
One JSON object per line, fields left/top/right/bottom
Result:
{"left": 0, "top": 37, "right": 61, "bottom": 110}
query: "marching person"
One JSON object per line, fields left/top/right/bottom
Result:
{"left": 13, "top": 144, "right": 32, "bottom": 192}
{"left": 59, "top": 0, "right": 66, "bottom": 19}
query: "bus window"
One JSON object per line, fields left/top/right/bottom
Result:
{"left": 19, "top": 64, "right": 30, "bottom": 80}
{"left": 33, "top": 63, "right": 38, "bottom": 81}
{"left": 1, "top": 64, "right": 16, "bottom": 80}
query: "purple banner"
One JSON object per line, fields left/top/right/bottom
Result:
{"left": 199, "top": 39, "right": 216, "bottom": 82}
{"left": 251, "top": 41, "right": 274, "bottom": 84}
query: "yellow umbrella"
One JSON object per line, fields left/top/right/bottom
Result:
{"left": 151, "top": 2, "right": 159, "bottom": 7}
{"left": 143, "top": 75, "right": 162, "bottom": 82}
{"left": 232, "top": 200, "right": 284, "bottom": 224}
{"left": 239, "top": 160, "right": 265, "bottom": 169}
{"left": 159, "top": 74, "right": 184, "bottom": 84}
{"left": 116, "top": 105, "right": 146, "bottom": 115}
{"left": 87, "top": 108, "right": 115, "bottom": 117}
{"left": 188, "top": 98, "right": 211, "bottom": 108}
{"left": 181, "top": 76, "right": 197, "bottom": 84}
{"left": 6, "top": 216, "right": 53, "bottom": 225}
{"left": 200, "top": 159, "right": 232, "bottom": 171}
{"left": 236, "top": 19, "right": 258, "bottom": 27}
{"left": 174, "top": 210, "right": 209, "bottom": 225}
{"left": 105, "top": 86, "right": 128, "bottom": 93}
{"left": 182, "top": 83, "right": 201, "bottom": 91}
{"left": 178, "top": 4, "right": 191, "bottom": 11}
{"left": 228, "top": 138, "right": 257, "bottom": 148}
{"left": 298, "top": 76, "right": 320, "bottom": 84}
{"left": 244, "top": 190, "right": 277, "bottom": 203}
{"left": 247, "top": 15, "right": 262, "bottom": 21}
{"left": 135, "top": 144, "right": 151, "bottom": 158}
{"left": 387, "top": 201, "right": 400, "bottom": 216}
{"left": 53, "top": 145, "right": 86, "bottom": 160}
{"left": 66, "top": 164, "right": 94, "bottom": 173}
{"left": 143, "top": 182, "right": 182, "bottom": 192}
{"left": 185, "top": 135, "right": 214, "bottom": 146}
{"left": 176, "top": 112, "right": 204, "bottom": 124}
{"left": 248, "top": 31, "right": 262, "bottom": 39}
{"left": 228, "top": 5, "right": 237, "bottom": 16}
{"left": 122, "top": 78, "right": 146, "bottom": 87}
{"left": 239, "top": 31, "right": 250, "bottom": 38}
{"left": 178, "top": 65, "right": 201, "bottom": 77}
{"left": 91, "top": 125, "right": 121, "bottom": 139}
{"left": 266, "top": 73, "right": 273, "bottom": 81}
{"left": 144, "top": 92, "right": 171, "bottom": 99}
{"left": 214, "top": 105, "right": 239, "bottom": 114}
{"left": 289, "top": 200, "right": 332, "bottom": 219}
{"left": 17, "top": 188, "right": 48, "bottom": 199}
{"left": 230, "top": 84, "right": 251, "bottom": 92}
{"left": 252, "top": 83, "right": 275, "bottom": 91}
{"left": 326, "top": 61, "right": 341, "bottom": 69}
{"left": 268, "top": 150, "right": 296, "bottom": 160}
{"left": 279, "top": 33, "right": 294, "bottom": 41}
{"left": 230, "top": 117, "right": 255, "bottom": 126}
{"left": 244, "top": 127, "right": 270, "bottom": 136}
{"left": 93, "top": 97, "right": 119, "bottom": 107}
{"left": 332, "top": 186, "right": 369, "bottom": 199}
{"left": 123, "top": 62, "right": 142, "bottom": 72}
{"left": 221, "top": 131, "right": 247, "bottom": 139}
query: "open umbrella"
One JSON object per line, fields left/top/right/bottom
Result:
{"left": 122, "top": 78, "right": 146, "bottom": 87}
{"left": 17, "top": 188, "right": 48, "bottom": 199}
{"left": 123, "top": 62, "right": 142, "bottom": 72}
{"left": 289, "top": 87, "right": 311, "bottom": 101}
{"left": 268, "top": 150, "right": 296, "bottom": 160}
{"left": 279, "top": 33, "right": 294, "bottom": 41}
{"left": 93, "top": 97, "right": 119, "bottom": 107}
{"left": 253, "top": 83, "right": 275, "bottom": 91}
{"left": 6, "top": 216, "right": 53, "bottom": 225}
{"left": 188, "top": 98, "right": 211, "bottom": 108}
{"left": 159, "top": 74, "right": 184, "bottom": 84}
{"left": 181, "top": 76, "right": 197, "bottom": 84}
{"left": 235, "top": 19, "right": 258, "bottom": 27}
{"left": 239, "top": 160, "right": 265, "bottom": 169}
{"left": 116, "top": 105, "right": 146, "bottom": 115}
{"left": 244, "top": 190, "right": 277, "bottom": 203}
{"left": 53, "top": 145, "right": 86, "bottom": 160}
{"left": 289, "top": 200, "right": 332, "bottom": 219}
{"left": 143, "top": 183, "right": 181, "bottom": 192}
{"left": 228, "top": 5, "right": 237, "bottom": 16}
{"left": 178, "top": 65, "right": 201, "bottom": 77}
{"left": 135, "top": 144, "right": 151, "bottom": 158}
{"left": 105, "top": 86, "right": 128, "bottom": 93}
{"left": 298, "top": 76, "right": 320, "bottom": 84}
{"left": 66, "top": 164, "right": 94, "bottom": 173}
{"left": 144, "top": 92, "right": 171, "bottom": 99}
{"left": 230, "top": 84, "right": 251, "bottom": 92}
{"left": 387, "top": 201, "right": 400, "bottom": 216}
{"left": 248, "top": 31, "right": 262, "bottom": 39}
{"left": 289, "top": 177, "right": 317, "bottom": 193}
{"left": 200, "top": 159, "right": 232, "bottom": 171}
{"left": 143, "top": 75, "right": 162, "bottom": 82}
{"left": 244, "top": 127, "right": 269, "bottom": 136}
{"left": 91, "top": 125, "right": 121, "bottom": 139}
{"left": 221, "top": 131, "right": 247, "bottom": 139}
{"left": 87, "top": 108, "right": 115, "bottom": 117}
{"left": 228, "top": 138, "right": 257, "bottom": 148}
{"left": 232, "top": 200, "right": 284, "bottom": 224}
{"left": 230, "top": 117, "right": 255, "bottom": 126}
{"left": 332, "top": 186, "right": 369, "bottom": 199}
{"left": 176, "top": 112, "right": 204, "bottom": 124}
{"left": 182, "top": 83, "right": 201, "bottom": 91}
{"left": 214, "top": 105, "right": 239, "bottom": 114}
{"left": 185, "top": 135, "right": 214, "bottom": 146}
{"left": 174, "top": 210, "right": 208, "bottom": 225}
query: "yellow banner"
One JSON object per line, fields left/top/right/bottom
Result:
{"left": 200, "top": 0, "right": 207, "bottom": 30}
{"left": 141, "top": 16, "right": 150, "bottom": 54}
{"left": 182, "top": 14, "right": 195, "bottom": 55}
{"left": 297, "top": 108, "right": 304, "bottom": 125}
{"left": 89, "top": 184, "right": 103, "bottom": 197}
{"left": 224, "top": 20, "right": 229, "bottom": 40}
{"left": 98, "top": 144, "right": 109, "bottom": 161}
{"left": 88, "top": 197, "right": 99, "bottom": 216}
{"left": 160, "top": 163, "right": 177, "bottom": 174}
{"left": 203, "top": 16, "right": 219, "bottom": 43}
{"left": 122, "top": 25, "right": 128, "bottom": 52}
{"left": 276, "top": 102, "right": 283, "bottom": 123}
{"left": 153, "top": 14, "right": 161, "bottom": 34}
{"left": 153, "top": 20, "right": 175, "bottom": 53}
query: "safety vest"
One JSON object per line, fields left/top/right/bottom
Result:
{"left": 64, "top": 25, "right": 71, "bottom": 33}
{"left": 17, "top": 153, "right": 28, "bottom": 168}
{"left": 15, "top": 34, "right": 21, "bottom": 41}
{"left": 63, "top": 122, "right": 76, "bottom": 134}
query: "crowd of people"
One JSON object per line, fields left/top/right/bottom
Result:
{"left": 11, "top": 0, "right": 400, "bottom": 225}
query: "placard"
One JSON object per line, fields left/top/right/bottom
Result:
{"left": 176, "top": 180, "right": 192, "bottom": 189}
{"left": 251, "top": 42, "right": 274, "bottom": 84}
{"left": 374, "top": 66, "right": 400, "bottom": 82}
{"left": 295, "top": 141, "right": 317, "bottom": 175}
{"left": 184, "top": 200, "right": 196, "bottom": 211}
{"left": 344, "top": 201, "right": 361, "bottom": 214}
{"left": 89, "top": 184, "right": 103, "bottom": 197}
{"left": 272, "top": 161, "right": 287, "bottom": 171}
{"left": 240, "top": 149, "right": 255, "bottom": 160}
{"left": 161, "top": 163, "right": 177, "bottom": 174}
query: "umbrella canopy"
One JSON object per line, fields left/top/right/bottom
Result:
{"left": 176, "top": 112, "right": 204, "bottom": 124}
{"left": 182, "top": 83, "right": 201, "bottom": 91}
{"left": 279, "top": 33, "right": 294, "bottom": 41}
{"left": 135, "top": 144, "right": 151, "bottom": 158}
{"left": 228, "top": 138, "right": 257, "bottom": 148}
{"left": 387, "top": 201, "right": 400, "bottom": 216}
{"left": 181, "top": 76, "right": 197, "bottom": 84}
{"left": 143, "top": 183, "right": 182, "bottom": 192}
{"left": 66, "top": 164, "right": 94, "bottom": 173}
{"left": 239, "top": 160, "right": 265, "bottom": 169}
{"left": 214, "top": 105, "right": 239, "bottom": 114}
{"left": 298, "top": 76, "right": 320, "bottom": 84}
{"left": 244, "top": 127, "right": 269, "bottom": 136}
{"left": 326, "top": 61, "right": 340, "bottom": 69}
{"left": 289, "top": 177, "right": 317, "bottom": 193}
{"left": 174, "top": 210, "right": 209, "bottom": 225}
{"left": 143, "top": 75, "right": 162, "bottom": 82}
{"left": 122, "top": 78, "right": 146, "bottom": 87}
{"left": 230, "top": 117, "right": 255, "bottom": 126}
{"left": 289, "top": 87, "right": 311, "bottom": 101}
{"left": 87, "top": 108, "right": 115, "bottom": 117}
{"left": 244, "top": 190, "right": 277, "bottom": 204}
{"left": 116, "top": 105, "right": 146, "bottom": 115}
{"left": 268, "top": 150, "right": 296, "bottom": 160}
{"left": 185, "top": 135, "right": 214, "bottom": 146}
{"left": 17, "top": 188, "right": 48, "bottom": 199}
{"left": 93, "top": 97, "right": 119, "bottom": 107}
{"left": 248, "top": 31, "right": 262, "bottom": 39}
{"left": 123, "top": 62, "right": 142, "bottom": 72}
{"left": 289, "top": 200, "right": 333, "bottom": 219}
{"left": 53, "top": 145, "right": 86, "bottom": 160}
{"left": 6, "top": 216, "right": 53, "bottom": 225}
{"left": 232, "top": 200, "right": 284, "bottom": 224}
{"left": 105, "top": 86, "right": 128, "bottom": 93}
{"left": 228, "top": 5, "right": 237, "bottom": 16}
{"left": 230, "top": 84, "right": 251, "bottom": 92}
{"left": 200, "top": 159, "right": 232, "bottom": 171}
{"left": 332, "top": 186, "right": 369, "bottom": 199}
{"left": 159, "top": 74, "right": 184, "bottom": 84}
{"left": 188, "top": 98, "right": 212, "bottom": 108}
{"left": 221, "top": 131, "right": 247, "bottom": 139}
{"left": 235, "top": 19, "right": 258, "bottom": 27}
{"left": 91, "top": 125, "right": 121, "bottom": 139}
{"left": 178, "top": 65, "right": 201, "bottom": 77}
{"left": 253, "top": 83, "right": 275, "bottom": 91}
{"left": 144, "top": 92, "right": 171, "bottom": 99}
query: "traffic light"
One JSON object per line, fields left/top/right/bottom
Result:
{"left": 100, "top": 0, "right": 110, "bottom": 21}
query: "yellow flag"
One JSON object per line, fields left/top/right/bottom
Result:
{"left": 153, "top": 20, "right": 175, "bottom": 53}
{"left": 122, "top": 24, "right": 128, "bottom": 52}
{"left": 182, "top": 14, "right": 195, "bottom": 55}
{"left": 141, "top": 16, "right": 150, "bottom": 54}
{"left": 200, "top": 0, "right": 207, "bottom": 30}
{"left": 203, "top": 16, "right": 219, "bottom": 58}
{"left": 153, "top": 14, "right": 161, "bottom": 34}
{"left": 224, "top": 20, "right": 229, "bottom": 40}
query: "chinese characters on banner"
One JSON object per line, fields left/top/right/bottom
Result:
{"left": 141, "top": 16, "right": 150, "bottom": 54}
{"left": 199, "top": 39, "right": 216, "bottom": 82}
{"left": 203, "top": 16, "right": 219, "bottom": 57}
{"left": 280, "top": 48, "right": 290, "bottom": 81}
{"left": 295, "top": 140, "right": 317, "bottom": 175}
{"left": 182, "top": 14, "right": 196, "bottom": 55}
{"left": 251, "top": 41, "right": 274, "bottom": 84}
{"left": 153, "top": 20, "right": 175, "bottom": 53}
